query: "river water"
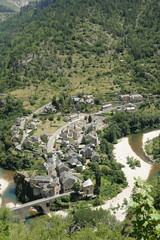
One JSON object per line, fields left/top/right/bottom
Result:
{"left": 128, "top": 130, "right": 160, "bottom": 180}
{"left": 0, "top": 129, "right": 159, "bottom": 206}
{"left": 0, "top": 168, "right": 18, "bottom": 207}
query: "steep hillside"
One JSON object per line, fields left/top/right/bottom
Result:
{"left": 0, "top": 0, "right": 159, "bottom": 108}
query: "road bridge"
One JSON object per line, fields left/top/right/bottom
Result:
{"left": 12, "top": 192, "right": 72, "bottom": 219}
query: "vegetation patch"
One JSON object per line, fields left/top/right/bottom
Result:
{"left": 145, "top": 135, "right": 160, "bottom": 163}
{"left": 126, "top": 156, "right": 141, "bottom": 169}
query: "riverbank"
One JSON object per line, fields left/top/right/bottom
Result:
{"left": 0, "top": 179, "right": 9, "bottom": 206}
{"left": 142, "top": 129, "right": 160, "bottom": 155}
{"left": 97, "top": 129, "right": 160, "bottom": 221}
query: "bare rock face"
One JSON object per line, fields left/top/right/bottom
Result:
{"left": 3, "top": 0, "right": 36, "bottom": 11}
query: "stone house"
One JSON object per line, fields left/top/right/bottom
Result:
{"left": 120, "top": 93, "right": 143, "bottom": 103}
{"left": 124, "top": 106, "right": 136, "bottom": 111}
{"left": 30, "top": 175, "right": 52, "bottom": 186}
{"left": 60, "top": 171, "right": 79, "bottom": 192}
{"left": 29, "top": 134, "right": 40, "bottom": 143}
{"left": 82, "top": 179, "right": 93, "bottom": 195}
{"left": 72, "top": 129, "right": 80, "bottom": 140}
{"left": 57, "top": 163, "right": 70, "bottom": 174}
{"left": 60, "top": 126, "right": 80, "bottom": 141}
{"left": 11, "top": 125, "right": 20, "bottom": 132}
{"left": 68, "top": 158, "right": 83, "bottom": 168}
{"left": 29, "top": 175, "right": 60, "bottom": 197}
{"left": 44, "top": 105, "right": 56, "bottom": 113}
{"left": 84, "top": 131, "right": 99, "bottom": 145}
{"left": 120, "top": 94, "right": 130, "bottom": 102}
{"left": 12, "top": 134, "right": 21, "bottom": 143}
{"left": 64, "top": 151, "right": 82, "bottom": 162}
{"left": 43, "top": 162, "right": 57, "bottom": 179}
{"left": 81, "top": 145, "right": 93, "bottom": 159}
{"left": 130, "top": 94, "right": 143, "bottom": 102}
{"left": 91, "top": 152, "right": 100, "bottom": 162}
{"left": 28, "top": 121, "right": 37, "bottom": 130}
{"left": 102, "top": 104, "right": 112, "bottom": 111}
{"left": 15, "top": 118, "right": 21, "bottom": 126}
{"left": 46, "top": 155, "right": 61, "bottom": 168}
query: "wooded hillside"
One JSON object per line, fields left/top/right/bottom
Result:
{"left": 0, "top": 0, "right": 159, "bottom": 105}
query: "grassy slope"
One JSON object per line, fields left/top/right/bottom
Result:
{"left": 0, "top": 0, "right": 159, "bottom": 110}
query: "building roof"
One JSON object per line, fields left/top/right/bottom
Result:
{"left": 30, "top": 175, "right": 52, "bottom": 182}
{"left": 68, "top": 158, "right": 83, "bottom": 167}
{"left": 83, "top": 179, "right": 93, "bottom": 188}
{"left": 60, "top": 171, "right": 76, "bottom": 181}
{"left": 58, "top": 163, "right": 70, "bottom": 172}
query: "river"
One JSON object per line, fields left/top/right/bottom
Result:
{"left": 0, "top": 168, "right": 18, "bottom": 207}
{"left": 0, "top": 129, "right": 159, "bottom": 207}
{"left": 128, "top": 130, "right": 160, "bottom": 180}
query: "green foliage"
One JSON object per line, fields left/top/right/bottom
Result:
{"left": 0, "top": 0, "right": 159, "bottom": 94}
{"left": 126, "top": 156, "right": 141, "bottom": 169}
{"left": 101, "top": 110, "right": 160, "bottom": 145}
{"left": 129, "top": 178, "right": 160, "bottom": 240}
{"left": 0, "top": 96, "right": 32, "bottom": 170}
{"left": 0, "top": 208, "right": 137, "bottom": 240}
{"left": 72, "top": 208, "right": 119, "bottom": 230}
{"left": 72, "top": 181, "right": 81, "bottom": 193}
{"left": 149, "top": 175, "right": 160, "bottom": 210}
{"left": 88, "top": 115, "right": 92, "bottom": 123}
{"left": 145, "top": 135, "right": 160, "bottom": 163}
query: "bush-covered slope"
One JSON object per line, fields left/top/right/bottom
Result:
{"left": 0, "top": 0, "right": 159, "bottom": 103}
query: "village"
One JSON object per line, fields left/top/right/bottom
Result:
{"left": 10, "top": 93, "right": 144, "bottom": 202}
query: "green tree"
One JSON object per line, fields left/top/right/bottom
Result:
{"left": 88, "top": 115, "right": 92, "bottom": 123}
{"left": 129, "top": 178, "right": 160, "bottom": 240}
{"left": 72, "top": 181, "right": 81, "bottom": 194}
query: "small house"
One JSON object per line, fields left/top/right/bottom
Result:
{"left": 30, "top": 134, "right": 39, "bottom": 142}
{"left": 44, "top": 105, "right": 56, "bottom": 113}
{"left": 120, "top": 94, "right": 130, "bottom": 102}
{"left": 102, "top": 104, "right": 112, "bottom": 111}
{"left": 57, "top": 163, "right": 70, "bottom": 174}
{"left": 82, "top": 179, "right": 93, "bottom": 195}
{"left": 124, "top": 106, "right": 136, "bottom": 111}
{"left": 60, "top": 171, "right": 79, "bottom": 192}
{"left": 15, "top": 118, "right": 21, "bottom": 126}
{"left": 91, "top": 152, "right": 100, "bottom": 162}
{"left": 11, "top": 125, "right": 20, "bottom": 132}
{"left": 28, "top": 121, "right": 37, "bottom": 130}
{"left": 84, "top": 131, "right": 99, "bottom": 145}
{"left": 81, "top": 145, "right": 93, "bottom": 159}
{"left": 12, "top": 134, "right": 21, "bottom": 143}
{"left": 68, "top": 158, "right": 83, "bottom": 168}
{"left": 130, "top": 94, "right": 143, "bottom": 102}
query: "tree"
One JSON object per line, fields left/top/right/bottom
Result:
{"left": 88, "top": 115, "right": 92, "bottom": 123}
{"left": 129, "top": 178, "right": 160, "bottom": 240}
{"left": 72, "top": 181, "right": 81, "bottom": 194}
